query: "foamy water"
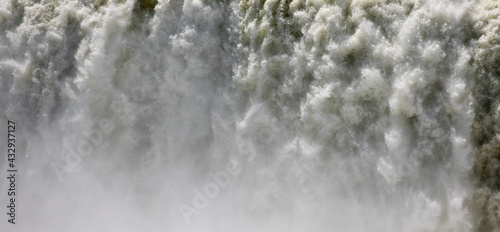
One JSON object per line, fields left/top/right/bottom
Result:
{"left": 1, "top": 0, "right": 499, "bottom": 231}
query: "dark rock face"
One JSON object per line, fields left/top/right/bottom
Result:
{"left": 470, "top": 1, "right": 500, "bottom": 231}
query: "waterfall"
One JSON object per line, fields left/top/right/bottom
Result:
{"left": 0, "top": 0, "right": 499, "bottom": 231}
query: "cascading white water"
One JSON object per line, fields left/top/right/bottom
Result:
{"left": 1, "top": 0, "right": 499, "bottom": 231}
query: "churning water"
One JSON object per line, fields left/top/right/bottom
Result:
{"left": 1, "top": 0, "right": 500, "bottom": 231}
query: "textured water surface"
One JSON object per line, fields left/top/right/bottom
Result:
{"left": 1, "top": 0, "right": 500, "bottom": 231}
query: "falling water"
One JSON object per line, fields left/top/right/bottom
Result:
{"left": 1, "top": 0, "right": 500, "bottom": 231}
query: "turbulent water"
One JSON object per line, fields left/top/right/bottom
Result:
{"left": 1, "top": 0, "right": 500, "bottom": 231}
